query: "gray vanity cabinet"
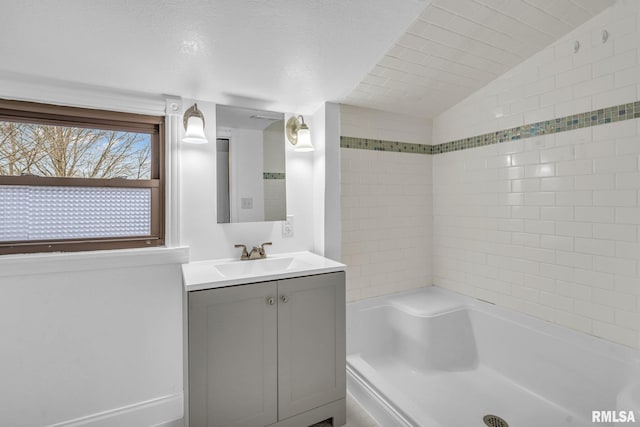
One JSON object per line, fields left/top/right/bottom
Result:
{"left": 188, "top": 281, "right": 278, "bottom": 427}
{"left": 188, "top": 272, "right": 346, "bottom": 427}
{"left": 277, "top": 273, "right": 346, "bottom": 420}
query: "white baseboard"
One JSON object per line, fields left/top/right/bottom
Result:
{"left": 48, "top": 393, "right": 183, "bottom": 427}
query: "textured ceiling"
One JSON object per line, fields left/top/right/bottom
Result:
{"left": 342, "top": 0, "right": 614, "bottom": 118}
{"left": 0, "top": 0, "right": 427, "bottom": 114}
{"left": 0, "top": 1, "right": 615, "bottom": 118}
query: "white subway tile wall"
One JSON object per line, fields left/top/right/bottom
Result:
{"left": 341, "top": 105, "right": 433, "bottom": 146}
{"left": 339, "top": 2, "right": 640, "bottom": 349}
{"left": 432, "top": 0, "right": 640, "bottom": 349}
{"left": 342, "top": 149, "right": 433, "bottom": 302}
{"left": 433, "top": 120, "right": 640, "bottom": 349}
{"left": 341, "top": 105, "right": 433, "bottom": 302}
{"left": 264, "top": 179, "right": 286, "bottom": 221}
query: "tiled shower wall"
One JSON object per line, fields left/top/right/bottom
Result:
{"left": 341, "top": 105, "right": 433, "bottom": 301}
{"left": 432, "top": 0, "right": 640, "bottom": 348}
{"left": 433, "top": 1, "right": 640, "bottom": 145}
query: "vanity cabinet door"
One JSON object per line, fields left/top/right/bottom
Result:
{"left": 277, "top": 272, "right": 346, "bottom": 420}
{"left": 189, "top": 281, "right": 278, "bottom": 427}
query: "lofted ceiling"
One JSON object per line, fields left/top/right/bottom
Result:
{"left": 0, "top": 0, "right": 615, "bottom": 118}
{"left": 343, "top": 0, "right": 614, "bottom": 118}
{"left": 0, "top": 0, "right": 427, "bottom": 115}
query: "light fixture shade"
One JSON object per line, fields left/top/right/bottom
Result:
{"left": 285, "top": 115, "right": 314, "bottom": 152}
{"left": 294, "top": 127, "right": 314, "bottom": 152}
{"left": 182, "top": 103, "right": 208, "bottom": 144}
{"left": 183, "top": 116, "right": 208, "bottom": 144}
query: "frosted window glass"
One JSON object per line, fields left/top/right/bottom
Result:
{"left": 0, "top": 185, "right": 151, "bottom": 241}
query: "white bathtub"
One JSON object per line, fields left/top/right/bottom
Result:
{"left": 346, "top": 286, "right": 640, "bottom": 427}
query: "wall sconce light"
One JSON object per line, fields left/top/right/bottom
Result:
{"left": 182, "top": 103, "right": 208, "bottom": 144}
{"left": 285, "top": 115, "right": 314, "bottom": 152}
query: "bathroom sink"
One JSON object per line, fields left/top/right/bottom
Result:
{"left": 182, "top": 251, "right": 346, "bottom": 291}
{"left": 213, "top": 257, "right": 297, "bottom": 277}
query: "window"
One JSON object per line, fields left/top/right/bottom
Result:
{"left": 0, "top": 99, "right": 164, "bottom": 254}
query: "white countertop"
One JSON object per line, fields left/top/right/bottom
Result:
{"left": 182, "top": 251, "right": 346, "bottom": 292}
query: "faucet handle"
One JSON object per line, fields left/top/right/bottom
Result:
{"left": 234, "top": 244, "right": 249, "bottom": 260}
{"left": 258, "top": 242, "right": 272, "bottom": 257}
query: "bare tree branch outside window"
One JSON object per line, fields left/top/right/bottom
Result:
{"left": 0, "top": 100, "right": 164, "bottom": 254}
{"left": 0, "top": 122, "right": 151, "bottom": 179}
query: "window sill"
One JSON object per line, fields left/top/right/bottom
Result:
{"left": 0, "top": 246, "right": 189, "bottom": 278}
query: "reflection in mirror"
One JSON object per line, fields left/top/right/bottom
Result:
{"left": 216, "top": 105, "right": 286, "bottom": 223}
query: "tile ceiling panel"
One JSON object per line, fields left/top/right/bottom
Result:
{"left": 342, "top": 0, "right": 614, "bottom": 118}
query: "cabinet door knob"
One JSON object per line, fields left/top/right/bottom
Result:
{"left": 266, "top": 297, "right": 275, "bottom": 306}
{"left": 280, "top": 295, "right": 288, "bottom": 303}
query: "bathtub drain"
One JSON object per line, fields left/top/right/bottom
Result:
{"left": 483, "top": 414, "right": 509, "bottom": 427}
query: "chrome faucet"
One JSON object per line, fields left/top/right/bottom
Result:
{"left": 234, "top": 242, "right": 272, "bottom": 260}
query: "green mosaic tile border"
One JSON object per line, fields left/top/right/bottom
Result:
{"left": 433, "top": 101, "right": 640, "bottom": 154}
{"left": 341, "top": 101, "right": 640, "bottom": 155}
{"left": 340, "top": 136, "right": 432, "bottom": 154}
{"left": 263, "top": 172, "right": 285, "bottom": 180}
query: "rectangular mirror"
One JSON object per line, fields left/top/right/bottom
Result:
{"left": 216, "top": 104, "right": 286, "bottom": 223}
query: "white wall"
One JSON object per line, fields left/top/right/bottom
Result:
{"left": 179, "top": 101, "right": 341, "bottom": 263}
{"left": 313, "top": 103, "right": 327, "bottom": 257}
{"left": 324, "top": 103, "right": 342, "bottom": 262}
{"left": 0, "top": 77, "right": 189, "bottom": 427}
{"left": 0, "top": 73, "right": 340, "bottom": 425}
{"left": 432, "top": 0, "right": 640, "bottom": 349}
{"left": 340, "top": 105, "right": 433, "bottom": 301}
{"left": 180, "top": 103, "right": 324, "bottom": 261}
{"left": 300, "top": 102, "right": 342, "bottom": 261}
{"left": 0, "top": 249, "right": 187, "bottom": 427}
